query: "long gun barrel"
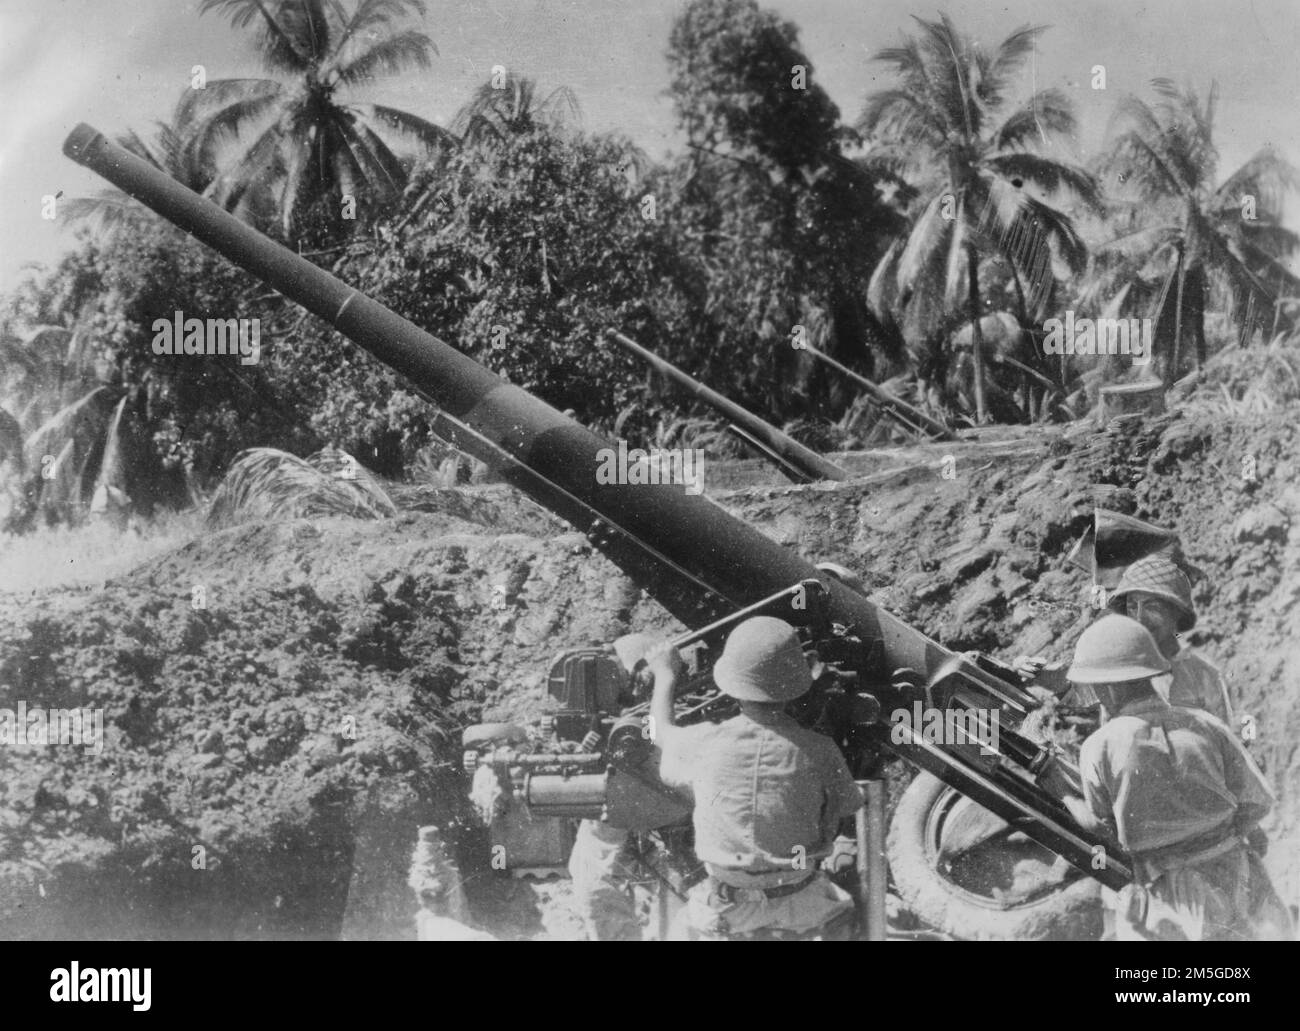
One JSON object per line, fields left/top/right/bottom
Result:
{"left": 797, "top": 341, "right": 955, "bottom": 441}
{"left": 63, "top": 123, "right": 1130, "bottom": 890}
{"left": 607, "top": 330, "right": 848, "bottom": 483}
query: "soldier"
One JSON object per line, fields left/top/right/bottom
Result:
{"left": 566, "top": 633, "right": 657, "bottom": 941}
{"left": 648, "top": 616, "right": 864, "bottom": 940}
{"left": 409, "top": 827, "right": 497, "bottom": 942}
{"left": 1106, "top": 554, "right": 1233, "bottom": 725}
{"left": 1017, "top": 554, "right": 1234, "bottom": 728}
{"left": 1062, "top": 615, "right": 1291, "bottom": 941}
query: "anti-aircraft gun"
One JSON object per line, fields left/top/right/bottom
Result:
{"left": 64, "top": 124, "right": 1133, "bottom": 937}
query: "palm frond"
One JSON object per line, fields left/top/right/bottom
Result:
{"left": 61, "top": 192, "right": 152, "bottom": 238}
{"left": 1212, "top": 146, "right": 1300, "bottom": 222}
{"left": 356, "top": 103, "right": 457, "bottom": 151}
{"left": 911, "top": 14, "right": 979, "bottom": 138}
{"left": 333, "top": 28, "right": 435, "bottom": 85}
{"left": 1093, "top": 223, "right": 1182, "bottom": 262}
{"left": 451, "top": 75, "right": 581, "bottom": 147}
{"left": 206, "top": 446, "right": 396, "bottom": 528}
{"left": 870, "top": 37, "right": 961, "bottom": 139}
{"left": 856, "top": 88, "right": 945, "bottom": 152}
{"left": 178, "top": 79, "right": 284, "bottom": 165}
{"left": 206, "top": 118, "right": 285, "bottom": 211}
{"left": 866, "top": 238, "right": 904, "bottom": 321}
{"left": 293, "top": 0, "right": 337, "bottom": 64}
{"left": 979, "top": 24, "right": 1047, "bottom": 105}
{"left": 333, "top": 0, "right": 426, "bottom": 55}
{"left": 346, "top": 115, "right": 418, "bottom": 194}
{"left": 198, "top": 0, "right": 313, "bottom": 74}
{"left": 0, "top": 406, "right": 22, "bottom": 472}
{"left": 985, "top": 152, "right": 1102, "bottom": 211}
{"left": 992, "top": 88, "right": 1076, "bottom": 150}
{"left": 22, "top": 385, "right": 118, "bottom": 479}
{"left": 1105, "top": 126, "right": 1188, "bottom": 198}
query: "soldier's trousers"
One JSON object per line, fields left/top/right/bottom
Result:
{"left": 1108, "top": 845, "right": 1294, "bottom": 941}
{"left": 568, "top": 819, "right": 641, "bottom": 941}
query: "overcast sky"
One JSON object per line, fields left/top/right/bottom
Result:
{"left": 1, "top": 0, "right": 1297, "bottom": 293}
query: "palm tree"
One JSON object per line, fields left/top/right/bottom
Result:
{"left": 0, "top": 322, "right": 129, "bottom": 529}
{"left": 187, "top": 0, "right": 455, "bottom": 236}
{"left": 859, "top": 16, "right": 1101, "bottom": 422}
{"left": 1094, "top": 79, "right": 1300, "bottom": 382}
{"left": 451, "top": 72, "right": 581, "bottom": 148}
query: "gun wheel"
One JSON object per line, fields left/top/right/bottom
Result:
{"left": 886, "top": 772, "right": 1102, "bottom": 940}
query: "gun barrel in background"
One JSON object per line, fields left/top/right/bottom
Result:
{"left": 607, "top": 330, "right": 848, "bottom": 483}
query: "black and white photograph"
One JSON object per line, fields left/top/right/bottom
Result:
{"left": 0, "top": 0, "right": 1296, "bottom": 982}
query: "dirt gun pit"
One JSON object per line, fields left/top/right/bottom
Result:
{"left": 1, "top": 407, "right": 1297, "bottom": 939}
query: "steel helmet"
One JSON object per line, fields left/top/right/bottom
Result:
{"left": 712, "top": 616, "right": 811, "bottom": 702}
{"left": 1107, "top": 555, "right": 1196, "bottom": 632}
{"left": 1067, "top": 614, "right": 1171, "bottom": 685}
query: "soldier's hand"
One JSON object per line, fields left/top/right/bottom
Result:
{"left": 1013, "top": 654, "right": 1048, "bottom": 678}
{"left": 1014, "top": 654, "right": 1069, "bottom": 696}
{"left": 1062, "top": 794, "right": 1094, "bottom": 830}
{"left": 645, "top": 641, "right": 685, "bottom": 681}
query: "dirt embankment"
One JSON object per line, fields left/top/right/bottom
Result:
{"left": 1, "top": 407, "right": 1296, "bottom": 938}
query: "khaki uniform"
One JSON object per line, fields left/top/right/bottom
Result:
{"left": 1080, "top": 697, "right": 1291, "bottom": 941}
{"left": 568, "top": 819, "right": 641, "bottom": 941}
{"left": 1155, "top": 648, "right": 1233, "bottom": 725}
{"left": 660, "top": 707, "right": 863, "bottom": 939}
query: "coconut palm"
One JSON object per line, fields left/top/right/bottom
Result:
{"left": 0, "top": 323, "right": 131, "bottom": 528}
{"left": 187, "top": 0, "right": 455, "bottom": 235}
{"left": 452, "top": 71, "right": 581, "bottom": 148}
{"left": 859, "top": 16, "right": 1101, "bottom": 422}
{"left": 1092, "top": 79, "right": 1300, "bottom": 382}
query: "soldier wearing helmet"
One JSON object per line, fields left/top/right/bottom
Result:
{"left": 1061, "top": 615, "right": 1291, "bottom": 941}
{"left": 1107, "top": 554, "right": 1234, "bottom": 726}
{"left": 647, "top": 617, "right": 864, "bottom": 940}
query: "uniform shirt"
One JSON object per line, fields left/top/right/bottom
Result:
{"left": 1155, "top": 648, "right": 1233, "bottom": 725}
{"left": 1079, "top": 696, "right": 1273, "bottom": 855}
{"left": 659, "top": 708, "right": 864, "bottom": 873}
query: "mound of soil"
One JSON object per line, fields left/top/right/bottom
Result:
{"left": 1, "top": 409, "right": 1296, "bottom": 938}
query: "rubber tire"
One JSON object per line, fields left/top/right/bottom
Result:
{"left": 887, "top": 772, "right": 1103, "bottom": 941}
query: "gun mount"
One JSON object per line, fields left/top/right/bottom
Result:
{"left": 64, "top": 123, "right": 1131, "bottom": 895}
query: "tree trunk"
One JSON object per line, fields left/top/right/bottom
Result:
{"left": 1169, "top": 249, "right": 1186, "bottom": 387}
{"left": 1271, "top": 275, "right": 1283, "bottom": 340}
{"left": 1006, "top": 264, "right": 1036, "bottom": 420}
{"left": 1187, "top": 266, "right": 1206, "bottom": 370}
{"left": 967, "top": 245, "right": 987, "bottom": 423}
